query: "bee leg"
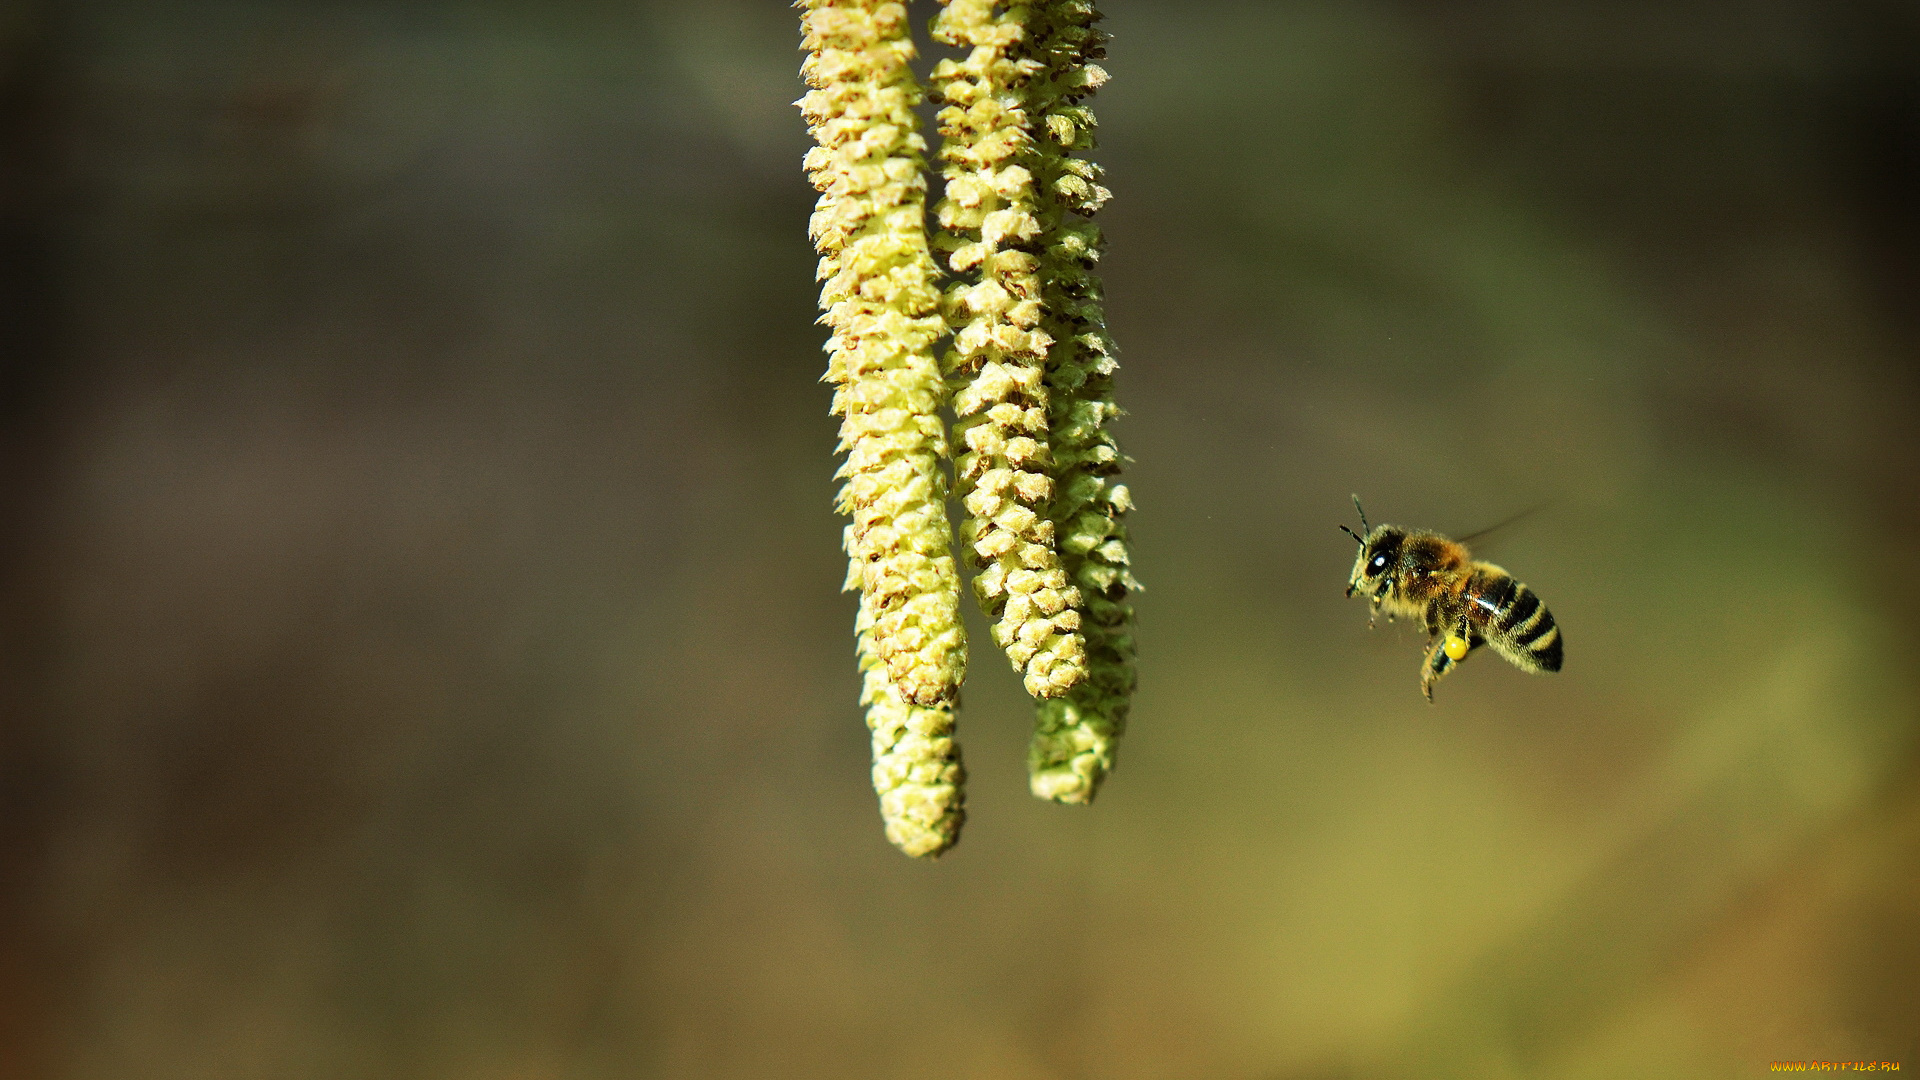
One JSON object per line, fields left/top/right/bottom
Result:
{"left": 1419, "top": 635, "right": 1455, "bottom": 702}
{"left": 1421, "top": 618, "right": 1476, "bottom": 703}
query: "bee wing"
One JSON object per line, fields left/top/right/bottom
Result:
{"left": 1456, "top": 504, "right": 1547, "bottom": 547}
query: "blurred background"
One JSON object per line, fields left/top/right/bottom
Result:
{"left": 0, "top": 0, "right": 1916, "bottom": 1077}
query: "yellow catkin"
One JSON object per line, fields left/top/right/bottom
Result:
{"left": 800, "top": 0, "right": 968, "bottom": 707}
{"left": 1025, "top": 0, "right": 1136, "bottom": 804}
{"left": 858, "top": 594, "right": 965, "bottom": 857}
{"left": 931, "top": 0, "right": 1089, "bottom": 702}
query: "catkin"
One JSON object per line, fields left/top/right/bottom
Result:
{"left": 800, "top": 0, "right": 968, "bottom": 707}
{"left": 858, "top": 594, "right": 965, "bottom": 857}
{"left": 1026, "top": 0, "right": 1137, "bottom": 804}
{"left": 931, "top": 0, "right": 1089, "bottom": 702}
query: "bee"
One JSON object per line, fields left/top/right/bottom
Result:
{"left": 1340, "top": 496, "right": 1562, "bottom": 701}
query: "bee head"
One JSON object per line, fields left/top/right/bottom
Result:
{"left": 1340, "top": 497, "right": 1402, "bottom": 598}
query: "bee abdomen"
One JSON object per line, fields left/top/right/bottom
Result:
{"left": 1491, "top": 580, "right": 1561, "bottom": 673}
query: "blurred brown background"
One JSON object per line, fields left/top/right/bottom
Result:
{"left": 0, "top": 1, "right": 1916, "bottom": 1077}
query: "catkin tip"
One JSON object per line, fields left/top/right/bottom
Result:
{"left": 862, "top": 602, "right": 966, "bottom": 856}
{"left": 1027, "top": 690, "right": 1125, "bottom": 804}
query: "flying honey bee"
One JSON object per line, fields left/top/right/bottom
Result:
{"left": 1341, "top": 496, "right": 1562, "bottom": 701}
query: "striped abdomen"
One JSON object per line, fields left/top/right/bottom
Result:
{"left": 1463, "top": 564, "right": 1562, "bottom": 674}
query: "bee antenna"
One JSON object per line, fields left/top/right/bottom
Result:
{"left": 1339, "top": 524, "right": 1365, "bottom": 546}
{"left": 1350, "top": 494, "right": 1370, "bottom": 535}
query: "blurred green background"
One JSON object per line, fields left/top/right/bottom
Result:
{"left": 0, "top": 1, "right": 1916, "bottom": 1077}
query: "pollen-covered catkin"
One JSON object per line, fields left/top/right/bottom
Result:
{"left": 1025, "top": 0, "right": 1137, "bottom": 804}
{"left": 800, "top": 0, "right": 967, "bottom": 706}
{"left": 931, "top": 0, "right": 1089, "bottom": 702}
{"left": 858, "top": 595, "right": 965, "bottom": 857}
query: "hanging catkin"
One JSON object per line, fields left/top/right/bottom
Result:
{"left": 801, "top": 1, "right": 971, "bottom": 855}
{"left": 800, "top": 0, "right": 970, "bottom": 709}
{"left": 1025, "top": 0, "right": 1138, "bottom": 804}
{"left": 931, "top": 0, "right": 1090, "bottom": 702}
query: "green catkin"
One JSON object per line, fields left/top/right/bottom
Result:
{"left": 858, "top": 593, "right": 965, "bottom": 857}
{"left": 931, "top": 0, "right": 1090, "bottom": 702}
{"left": 800, "top": 0, "right": 969, "bottom": 708}
{"left": 1025, "top": 0, "right": 1138, "bottom": 804}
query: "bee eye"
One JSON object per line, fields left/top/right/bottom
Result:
{"left": 1370, "top": 554, "right": 1389, "bottom": 571}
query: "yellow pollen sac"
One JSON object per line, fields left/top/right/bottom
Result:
{"left": 1443, "top": 635, "right": 1470, "bottom": 661}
